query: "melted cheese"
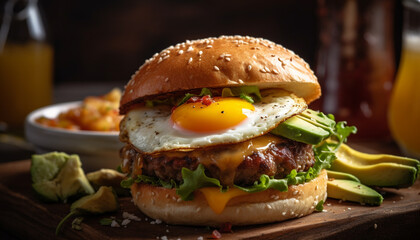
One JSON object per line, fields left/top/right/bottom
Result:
{"left": 191, "top": 134, "right": 283, "bottom": 185}
{"left": 198, "top": 187, "right": 249, "bottom": 214}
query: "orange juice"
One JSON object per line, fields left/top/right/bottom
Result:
{"left": 0, "top": 42, "right": 53, "bottom": 129}
{"left": 388, "top": 34, "right": 420, "bottom": 157}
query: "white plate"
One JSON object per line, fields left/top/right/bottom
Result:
{"left": 25, "top": 101, "right": 124, "bottom": 171}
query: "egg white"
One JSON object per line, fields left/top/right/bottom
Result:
{"left": 120, "top": 89, "right": 307, "bottom": 153}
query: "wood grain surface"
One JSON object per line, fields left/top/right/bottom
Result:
{"left": 0, "top": 159, "right": 419, "bottom": 240}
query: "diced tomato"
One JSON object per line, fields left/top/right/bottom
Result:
{"left": 201, "top": 95, "right": 214, "bottom": 106}
{"left": 211, "top": 229, "right": 222, "bottom": 239}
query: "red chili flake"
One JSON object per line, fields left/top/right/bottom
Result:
{"left": 211, "top": 229, "right": 222, "bottom": 239}
{"left": 219, "top": 222, "right": 233, "bottom": 233}
{"left": 201, "top": 95, "right": 214, "bottom": 106}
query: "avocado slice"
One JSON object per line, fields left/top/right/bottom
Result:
{"left": 336, "top": 143, "right": 420, "bottom": 168}
{"left": 326, "top": 170, "right": 360, "bottom": 182}
{"left": 56, "top": 186, "right": 119, "bottom": 235}
{"left": 86, "top": 169, "right": 130, "bottom": 196}
{"left": 327, "top": 179, "right": 383, "bottom": 206}
{"left": 299, "top": 109, "right": 336, "bottom": 130}
{"left": 271, "top": 109, "right": 337, "bottom": 145}
{"left": 31, "top": 153, "right": 94, "bottom": 202}
{"left": 330, "top": 144, "right": 419, "bottom": 188}
{"left": 271, "top": 115, "right": 330, "bottom": 145}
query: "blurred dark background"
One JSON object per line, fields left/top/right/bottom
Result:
{"left": 35, "top": 0, "right": 401, "bottom": 86}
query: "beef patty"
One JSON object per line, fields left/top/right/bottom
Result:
{"left": 120, "top": 135, "right": 315, "bottom": 186}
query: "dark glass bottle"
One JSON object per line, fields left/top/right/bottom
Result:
{"left": 316, "top": 0, "right": 395, "bottom": 139}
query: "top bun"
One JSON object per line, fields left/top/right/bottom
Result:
{"left": 120, "top": 36, "right": 320, "bottom": 114}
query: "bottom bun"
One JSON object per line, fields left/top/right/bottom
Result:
{"left": 131, "top": 169, "right": 327, "bottom": 226}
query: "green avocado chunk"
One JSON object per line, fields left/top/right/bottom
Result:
{"left": 327, "top": 179, "right": 383, "bottom": 206}
{"left": 271, "top": 115, "right": 330, "bottom": 145}
{"left": 70, "top": 186, "right": 119, "bottom": 214}
{"left": 326, "top": 170, "right": 360, "bottom": 183}
{"left": 56, "top": 186, "right": 119, "bottom": 235}
{"left": 87, "top": 169, "right": 130, "bottom": 196}
{"left": 31, "top": 152, "right": 68, "bottom": 183}
{"left": 31, "top": 152, "right": 94, "bottom": 202}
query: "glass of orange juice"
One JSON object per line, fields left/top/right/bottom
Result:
{"left": 388, "top": 0, "right": 420, "bottom": 158}
{"left": 0, "top": 0, "right": 53, "bottom": 130}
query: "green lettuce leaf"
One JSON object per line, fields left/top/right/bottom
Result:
{"left": 199, "top": 88, "right": 212, "bottom": 97}
{"left": 176, "top": 164, "right": 225, "bottom": 201}
{"left": 222, "top": 86, "right": 262, "bottom": 103}
{"left": 145, "top": 98, "right": 175, "bottom": 107}
{"left": 177, "top": 93, "right": 196, "bottom": 106}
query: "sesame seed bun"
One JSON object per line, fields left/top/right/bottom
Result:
{"left": 130, "top": 170, "right": 327, "bottom": 226}
{"left": 120, "top": 35, "right": 320, "bottom": 114}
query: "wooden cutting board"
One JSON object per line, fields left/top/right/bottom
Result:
{"left": 0, "top": 159, "right": 419, "bottom": 240}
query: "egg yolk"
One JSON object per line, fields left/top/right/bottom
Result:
{"left": 171, "top": 97, "right": 255, "bottom": 133}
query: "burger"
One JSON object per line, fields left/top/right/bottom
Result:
{"left": 119, "top": 36, "right": 354, "bottom": 226}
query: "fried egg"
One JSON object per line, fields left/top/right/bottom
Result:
{"left": 121, "top": 89, "right": 307, "bottom": 153}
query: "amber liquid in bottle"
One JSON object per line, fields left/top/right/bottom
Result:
{"left": 316, "top": 0, "right": 395, "bottom": 139}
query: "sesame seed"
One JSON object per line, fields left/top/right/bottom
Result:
{"left": 247, "top": 65, "right": 252, "bottom": 71}
{"left": 282, "top": 212, "right": 286, "bottom": 216}
{"left": 177, "top": 50, "right": 184, "bottom": 55}
{"left": 206, "top": 45, "right": 212, "bottom": 49}
{"left": 188, "top": 57, "right": 193, "bottom": 64}
{"left": 374, "top": 224, "right": 378, "bottom": 229}
{"left": 198, "top": 51, "right": 203, "bottom": 56}
{"left": 264, "top": 66, "right": 270, "bottom": 72}
{"left": 187, "top": 46, "right": 194, "bottom": 52}
{"left": 238, "top": 79, "right": 244, "bottom": 83}
{"left": 272, "top": 69, "right": 279, "bottom": 74}
{"left": 225, "top": 57, "right": 231, "bottom": 62}
{"left": 260, "top": 68, "right": 267, "bottom": 73}
{"left": 129, "top": 89, "right": 133, "bottom": 93}
{"left": 164, "top": 77, "right": 169, "bottom": 82}
{"left": 213, "top": 66, "right": 220, "bottom": 71}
